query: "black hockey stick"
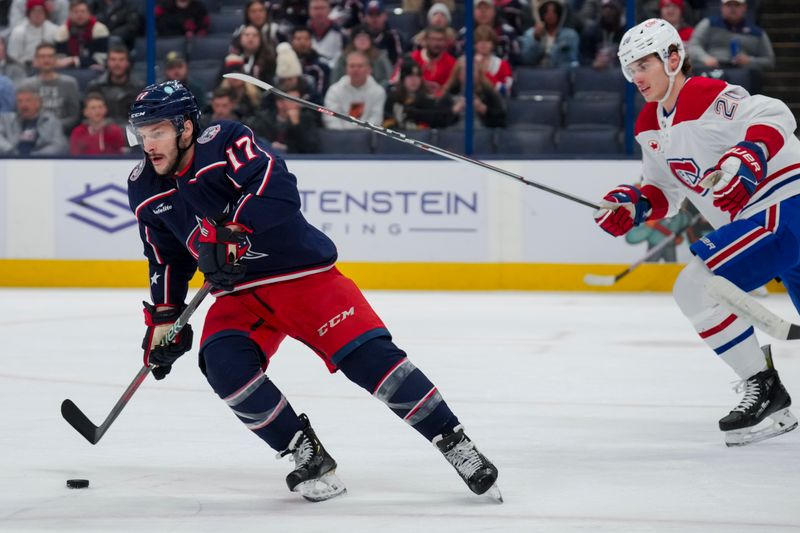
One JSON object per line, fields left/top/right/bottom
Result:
{"left": 583, "top": 213, "right": 702, "bottom": 286}
{"left": 706, "top": 276, "right": 800, "bottom": 340}
{"left": 61, "top": 283, "right": 212, "bottom": 444}
{"left": 223, "top": 73, "right": 600, "bottom": 210}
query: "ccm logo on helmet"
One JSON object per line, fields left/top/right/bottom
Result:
{"left": 317, "top": 307, "right": 355, "bottom": 336}
{"left": 130, "top": 111, "right": 146, "bottom": 118}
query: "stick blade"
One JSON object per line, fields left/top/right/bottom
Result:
{"left": 223, "top": 72, "right": 272, "bottom": 90}
{"left": 583, "top": 273, "right": 616, "bottom": 287}
{"left": 61, "top": 399, "right": 100, "bottom": 445}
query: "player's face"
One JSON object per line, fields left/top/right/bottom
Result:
{"left": 627, "top": 55, "right": 667, "bottom": 102}
{"left": 138, "top": 121, "right": 181, "bottom": 175}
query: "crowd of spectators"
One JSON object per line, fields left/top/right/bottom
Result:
{"left": 0, "top": 0, "right": 777, "bottom": 156}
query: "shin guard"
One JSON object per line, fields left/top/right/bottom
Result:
{"left": 200, "top": 336, "right": 302, "bottom": 451}
{"left": 338, "top": 337, "right": 458, "bottom": 440}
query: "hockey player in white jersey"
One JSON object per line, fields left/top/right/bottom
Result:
{"left": 593, "top": 18, "right": 800, "bottom": 446}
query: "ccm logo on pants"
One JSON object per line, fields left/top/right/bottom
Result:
{"left": 318, "top": 307, "right": 355, "bottom": 336}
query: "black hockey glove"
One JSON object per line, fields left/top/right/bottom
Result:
{"left": 197, "top": 219, "right": 250, "bottom": 292}
{"left": 142, "top": 302, "right": 194, "bottom": 380}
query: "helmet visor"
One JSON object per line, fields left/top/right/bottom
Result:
{"left": 126, "top": 116, "right": 185, "bottom": 147}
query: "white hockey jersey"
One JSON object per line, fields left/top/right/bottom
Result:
{"left": 635, "top": 76, "right": 800, "bottom": 228}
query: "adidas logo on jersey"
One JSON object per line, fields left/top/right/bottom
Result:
{"left": 152, "top": 202, "right": 173, "bottom": 215}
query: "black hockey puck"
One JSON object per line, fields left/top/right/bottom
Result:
{"left": 66, "top": 479, "right": 89, "bottom": 489}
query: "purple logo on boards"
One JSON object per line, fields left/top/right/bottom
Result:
{"left": 67, "top": 183, "right": 136, "bottom": 233}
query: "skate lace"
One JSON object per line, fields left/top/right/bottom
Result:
{"left": 731, "top": 378, "right": 761, "bottom": 412}
{"left": 291, "top": 436, "right": 314, "bottom": 468}
{"left": 443, "top": 439, "right": 483, "bottom": 479}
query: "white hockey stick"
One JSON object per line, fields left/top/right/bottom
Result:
{"left": 583, "top": 213, "right": 702, "bottom": 286}
{"left": 223, "top": 73, "right": 600, "bottom": 210}
{"left": 706, "top": 276, "right": 800, "bottom": 340}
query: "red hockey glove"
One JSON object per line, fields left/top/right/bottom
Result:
{"left": 594, "top": 185, "right": 652, "bottom": 237}
{"left": 142, "top": 302, "right": 194, "bottom": 380}
{"left": 700, "top": 141, "right": 767, "bottom": 218}
{"left": 197, "top": 220, "right": 250, "bottom": 292}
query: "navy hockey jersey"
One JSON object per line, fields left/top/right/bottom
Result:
{"left": 127, "top": 120, "right": 337, "bottom": 304}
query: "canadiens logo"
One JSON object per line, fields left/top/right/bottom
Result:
{"left": 128, "top": 158, "right": 145, "bottom": 181}
{"left": 198, "top": 125, "right": 221, "bottom": 144}
{"left": 648, "top": 140, "right": 659, "bottom": 152}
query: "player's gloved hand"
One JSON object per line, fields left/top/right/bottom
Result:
{"left": 197, "top": 219, "right": 250, "bottom": 292}
{"left": 142, "top": 302, "right": 194, "bottom": 380}
{"left": 594, "top": 185, "right": 652, "bottom": 237}
{"left": 700, "top": 141, "right": 767, "bottom": 217}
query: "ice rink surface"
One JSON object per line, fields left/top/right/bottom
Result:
{"left": 2, "top": 288, "right": 800, "bottom": 533}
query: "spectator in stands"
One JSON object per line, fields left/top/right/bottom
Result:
{"left": 19, "top": 42, "right": 80, "bottom": 133}
{"left": 201, "top": 86, "right": 242, "bottom": 128}
{"left": 363, "top": 0, "right": 406, "bottom": 74}
{"left": 163, "top": 50, "right": 208, "bottom": 109}
{"left": 308, "top": 0, "right": 345, "bottom": 68}
{"left": 86, "top": 43, "right": 143, "bottom": 125}
{"left": 412, "top": 3, "right": 456, "bottom": 53}
{"left": 323, "top": 50, "right": 385, "bottom": 129}
{"left": 270, "top": 0, "right": 309, "bottom": 42}
{"left": 331, "top": 25, "right": 392, "bottom": 87}
{"left": 689, "top": 0, "right": 774, "bottom": 71}
{"left": 232, "top": 0, "right": 281, "bottom": 47}
{"left": 411, "top": 26, "right": 457, "bottom": 97}
{"left": 216, "top": 54, "right": 260, "bottom": 121}
{"left": 330, "top": 0, "right": 363, "bottom": 29}
{"left": 8, "top": 0, "right": 68, "bottom": 28}
{"left": 457, "top": 0, "right": 521, "bottom": 65}
{"left": 384, "top": 60, "right": 457, "bottom": 130}
{"left": 54, "top": 0, "right": 109, "bottom": 69}
{"left": 88, "top": 0, "right": 140, "bottom": 51}
{"left": 402, "top": 0, "right": 455, "bottom": 13}
{"left": 290, "top": 26, "right": 330, "bottom": 103}
{"left": 0, "top": 75, "right": 16, "bottom": 112}
{"left": 232, "top": 24, "right": 277, "bottom": 82}
{"left": 69, "top": 92, "right": 125, "bottom": 155}
{"left": 7, "top": 0, "right": 59, "bottom": 70}
{"left": 660, "top": 0, "right": 694, "bottom": 42}
{"left": 0, "top": 86, "right": 68, "bottom": 156}
{"left": 580, "top": 0, "right": 625, "bottom": 70}
{"left": 252, "top": 79, "right": 320, "bottom": 154}
{"left": 0, "top": 37, "right": 28, "bottom": 83}
{"left": 520, "top": 0, "right": 580, "bottom": 68}
{"left": 470, "top": 25, "right": 513, "bottom": 96}
{"left": 155, "top": 0, "right": 209, "bottom": 38}
{"left": 450, "top": 55, "right": 507, "bottom": 128}
{"left": 495, "top": 0, "right": 526, "bottom": 35}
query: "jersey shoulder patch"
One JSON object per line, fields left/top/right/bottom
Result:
{"left": 128, "top": 158, "right": 146, "bottom": 182}
{"left": 198, "top": 124, "right": 221, "bottom": 144}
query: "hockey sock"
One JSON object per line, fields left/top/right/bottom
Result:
{"left": 674, "top": 257, "right": 767, "bottom": 379}
{"left": 201, "top": 336, "right": 302, "bottom": 451}
{"left": 338, "top": 337, "right": 459, "bottom": 441}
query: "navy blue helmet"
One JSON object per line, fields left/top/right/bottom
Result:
{"left": 127, "top": 80, "right": 201, "bottom": 145}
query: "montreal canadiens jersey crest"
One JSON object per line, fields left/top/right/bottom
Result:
{"left": 198, "top": 124, "right": 221, "bottom": 144}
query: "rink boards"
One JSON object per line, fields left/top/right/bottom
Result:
{"left": 0, "top": 157, "right": 761, "bottom": 291}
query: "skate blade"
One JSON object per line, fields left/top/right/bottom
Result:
{"left": 485, "top": 484, "right": 503, "bottom": 504}
{"left": 294, "top": 472, "right": 347, "bottom": 502}
{"left": 725, "top": 408, "right": 799, "bottom": 447}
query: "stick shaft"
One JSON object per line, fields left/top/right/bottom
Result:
{"left": 61, "top": 283, "right": 212, "bottom": 444}
{"left": 224, "top": 73, "right": 599, "bottom": 210}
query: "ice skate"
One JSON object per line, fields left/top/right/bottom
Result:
{"left": 279, "top": 414, "right": 346, "bottom": 502}
{"left": 433, "top": 425, "right": 502, "bottom": 503}
{"left": 720, "top": 346, "right": 798, "bottom": 447}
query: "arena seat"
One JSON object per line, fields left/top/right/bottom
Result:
{"left": 496, "top": 126, "right": 556, "bottom": 155}
{"left": 565, "top": 98, "right": 622, "bottom": 128}
{"left": 573, "top": 67, "right": 626, "bottom": 96}
{"left": 514, "top": 67, "right": 571, "bottom": 98}
{"left": 435, "top": 127, "right": 495, "bottom": 155}
{"left": 556, "top": 126, "right": 622, "bottom": 155}
{"left": 318, "top": 129, "right": 373, "bottom": 154}
{"left": 209, "top": 11, "right": 243, "bottom": 34}
{"left": 506, "top": 96, "right": 562, "bottom": 128}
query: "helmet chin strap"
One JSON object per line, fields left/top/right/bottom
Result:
{"left": 658, "top": 59, "right": 682, "bottom": 105}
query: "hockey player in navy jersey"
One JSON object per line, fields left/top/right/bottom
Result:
{"left": 594, "top": 19, "right": 800, "bottom": 446}
{"left": 126, "top": 80, "right": 499, "bottom": 501}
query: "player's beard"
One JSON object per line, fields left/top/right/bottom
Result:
{"left": 151, "top": 137, "right": 189, "bottom": 177}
